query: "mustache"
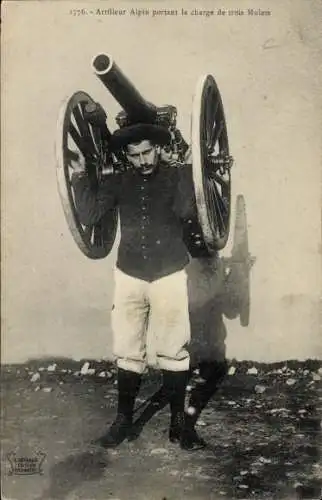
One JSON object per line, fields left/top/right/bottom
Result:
{"left": 139, "top": 164, "right": 154, "bottom": 169}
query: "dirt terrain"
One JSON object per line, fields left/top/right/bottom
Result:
{"left": 1, "top": 359, "right": 321, "bottom": 500}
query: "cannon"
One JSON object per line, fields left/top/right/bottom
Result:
{"left": 55, "top": 54, "right": 252, "bottom": 324}
{"left": 56, "top": 53, "right": 234, "bottom": 257}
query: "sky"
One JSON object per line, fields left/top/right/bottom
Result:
{"left": 2, "top": 0, "right": 322, "bottom": 363}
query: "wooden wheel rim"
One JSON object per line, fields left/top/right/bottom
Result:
{"left": 191, "top": 74, "right": 231, "bottom": 252}
{"left": 55, "top": 91, "right": 117, "bottom": 259}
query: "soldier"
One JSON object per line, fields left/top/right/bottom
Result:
{"left": 123, "top": 255, "right": 230, "bottom": 451}
{"left": 71, "top": 123, "right": 202, "bottom": 449}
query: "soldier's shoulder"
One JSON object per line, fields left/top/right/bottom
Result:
{"left": 159, "top": 162, "right": 179, "bottom": 179}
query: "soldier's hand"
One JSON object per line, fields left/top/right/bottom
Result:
{"left": 69, "top": 150, "right": 86, "bottom": 174}
{"left": 160, "top": 146, "right": 178, "bottom": 166}
{"left": 160, "top": 145, "right": 192, "bottom": 167}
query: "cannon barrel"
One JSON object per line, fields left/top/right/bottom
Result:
{"left": 92, "top": 53, "right": 157, "bottom": 124}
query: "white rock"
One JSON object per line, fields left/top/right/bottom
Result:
{"left": 38, "top": 367, "right": 45, "bottom": 372}
{"left": 255, "top": 385, "right": 266, "bottom": 394}
{"left": 317, "top": 367, "right": 322, "bottom": 376}
{"left": 80, "top": 362, "right": 90, "bottom": 375}
{"left": 303, "top": 370, "right": 310, "bottom": 376}
{"left": 196, "top": 419, "right": 207, "bottom": 427}
{"left": 150, "top": 448, "right": 169, "bottom": 455}
{"left": 313, "top": 373, "right": 321, "bottom": 381}
{"left": 31, "top": 373, "right": 40, "bottom": 382}
{"left": 228, "top": 366, "right": 236, "bottom": 376}
{"left": 240, "top": 470, "right": 248, "bottom": 476}
{"left": 270, "top": 408, "right": 289, "bottom": 414}
{"left": 47, "top": 363, "right": 57, "bottom": 372}
{"left": 198, "top": 474, "right": 212, "bottom": 480}
{"left": 98, "top": 371, "right": 106, "bottom": 378}
{"left": 238, "top": 485, "right": 249, "bottom": 489}
{"left": 286, "top": 378, "right": 296, "bottom": 386}
{"left": 34, "top": 386, "right": 40, "bottom": 392}
{"left": 87, "top": 369, "right": 95, "bottom": 376}
{"left": 186, "top": 385, "right": 193, "bottom": 392}
{"left": 43, "top": 387, "right": 53, "bottom": 393}
{"left": 259, "top": 457, "right": 271, "bottom": 464}
{"left": 298, "top": 409, "right": 307, "bottom": 414}
{"left": 247, "top": 367, "right": 258, "bottom": 375}
{"left": 73, "top": 371, "right": 80, "bottom": 377}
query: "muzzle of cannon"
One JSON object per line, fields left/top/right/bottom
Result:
{"left": 92, "top": 54, "right": 158, "bottom": 126}
{"left": 55, "top": 53, "right": 235, "bottom": 262}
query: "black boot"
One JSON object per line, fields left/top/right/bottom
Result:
{"left": 97, "top": 368, "right": 141, "bottom": 448}
{"left": 162, "top": 370, "right": 189, "bottom": 444}
{"left": 181, "top": 360, "right": 228, "bottom": 450}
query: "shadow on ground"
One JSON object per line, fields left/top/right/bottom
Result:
{"left": 1, "top": 358, "right": 321, "bottom": 499}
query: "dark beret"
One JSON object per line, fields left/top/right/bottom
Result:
{"left": 109, "top": 124, "right": 171, "bottom": 152}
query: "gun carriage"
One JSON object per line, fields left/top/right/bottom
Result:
{"left": 56, "top": 53, "right": 252, "bottom": 325}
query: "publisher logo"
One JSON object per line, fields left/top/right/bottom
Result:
{"left": 7, "top": 451, "right": 46, "bottom": 476}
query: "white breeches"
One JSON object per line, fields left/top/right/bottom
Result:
{"left": 112, "top": 268, "right": 191, "bottom": 374}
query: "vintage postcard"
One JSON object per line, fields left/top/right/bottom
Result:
{"left": 2, "top": 1, "right": 321, "bottom": 499}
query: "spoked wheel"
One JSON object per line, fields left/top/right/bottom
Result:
{"left": 55, "top": 91, "right": 118, "bottom": 259}
{"left": 191, "top": 74, "right": 233, "bottom": 252}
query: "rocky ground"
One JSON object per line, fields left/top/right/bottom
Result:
{"left": 1, "top": 359, "right": 321, "bottom": 500}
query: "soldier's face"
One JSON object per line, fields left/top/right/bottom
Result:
{"left": 126, "top": 140, "right": 159, "bottom": 175}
